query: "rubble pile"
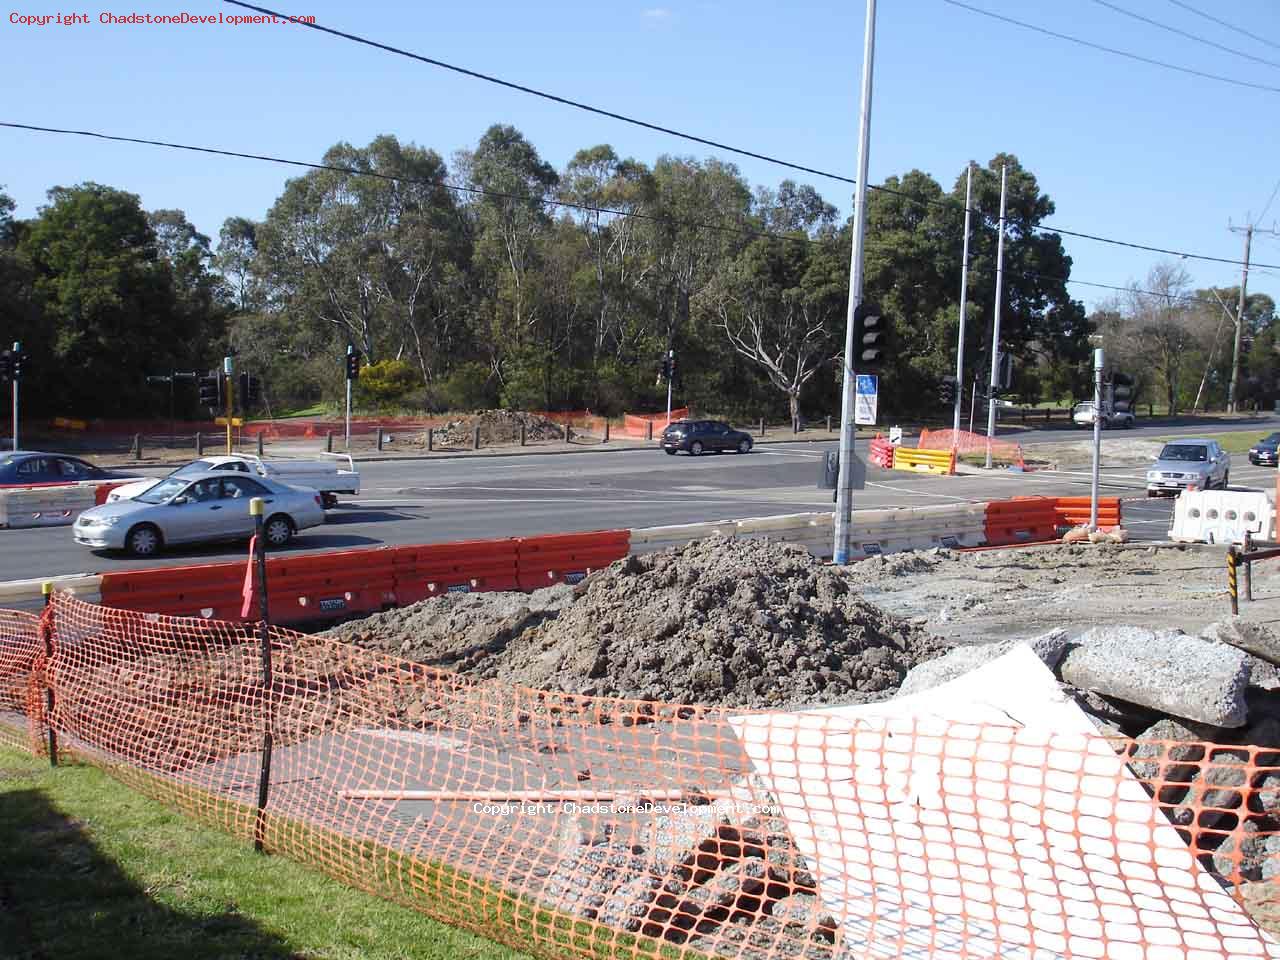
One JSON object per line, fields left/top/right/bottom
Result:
{"left": 434, "top": 409, "right": 565, "bottom": 446}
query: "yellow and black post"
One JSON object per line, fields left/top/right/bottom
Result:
{"left": 41, "top": 581, "right": 56, "bottom": 766}
{"left": 1228, "top": 546, "right": 1239, "bottom": 615}
{"left": 249, "top": 496, "right": 274, "bottom": 852}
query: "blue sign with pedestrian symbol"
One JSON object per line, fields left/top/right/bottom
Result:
{"left": 855, "top": 374, "right": 878, "bottom": 425}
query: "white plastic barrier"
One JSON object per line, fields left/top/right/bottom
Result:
{"left": 629, "top": 503, "right": 989, "bottom": 561}
{"left": 0, "top": 574, "right": 103, "bottom": 612}
{"left": 1170, "top": 490, "right": 1274, "bottom": 545}
{"left": 0, "top": 479, "right": 133, "bottom": 529}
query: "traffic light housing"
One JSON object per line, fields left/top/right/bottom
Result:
{"left": 238, "top": 373, "right": 261, "bottom": 410}
{"left": 346, "top": 350, "right": 362, "bottom": 381}
{"left": 660, "top": 356, "right": 671, "bottom": 381}
{"left": 198, "top": 372, "right": 221, "bottom": 407}
{"left": 1111, "top": 372, "right": 1135, "bottom": 414}
{"left": 940, "top": 376, "right": 958, "bottom": 405}
{"left": 0, "top": 350, "right": 10, "bottom": 384}
{"left": 8, "top": 349, "right": 23, "bottom": 380}
{"left": 851, "top": 302, "right": 887, "bottom": 370}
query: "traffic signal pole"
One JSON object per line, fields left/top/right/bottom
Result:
{"left": 345, "top": 345, "right": 354, "bottom": 451}
{"left": 11, "top": 341, "right": 19, "bottom": 452}
{"left": 224, "top": 356, "right": 234, "bottom": 455}
{"left": 952, "top": 165, "right": 973, "bottom": 436}
{"left": 984, "top": 165, "right": 1008, "bottom": 470}
{"left": 834, "top": 0, "right": 877, "bottom": 565}
{"left": 665, "top": 349, "right": 674, "bottom": 426}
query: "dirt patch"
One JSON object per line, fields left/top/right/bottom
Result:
{"left": 329, "top": 537, "right": 951, "bottom": 709}
{"left": 434, "top": 410, "right": 565, "bottom": 446}
{"left": 1020, "top": 436, "right": 1165, "bottom": 469}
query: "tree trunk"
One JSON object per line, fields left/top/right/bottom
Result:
{"left": 789, "top": 391, "right": 800, "bottom": 424}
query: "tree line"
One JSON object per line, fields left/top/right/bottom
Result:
{"left": 2, "top": 125, "right": 1270, "bottom": 423}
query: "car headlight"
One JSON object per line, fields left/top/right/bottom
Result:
{"left": 1146, "top": 471, "right": 1159, "bottom": 480}
{"left": 82, "top": 516, "right": 121, "bottom": 527}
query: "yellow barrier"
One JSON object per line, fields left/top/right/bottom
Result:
{"left": 52, "top": 417, "right": 88, "bottom": 430}
{"left": 891, "top": 446, "right": 956, "bottom": 476}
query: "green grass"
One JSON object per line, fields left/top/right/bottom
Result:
{"left": 1156, "top": 430, "right": 1272, "bottom": 455}
{"left": 0, "top": 745, "right": 533, "bottom": 960}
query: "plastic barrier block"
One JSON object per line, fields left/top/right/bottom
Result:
{"left": 868, "top": 436, "right": 895, "bottom": 469}
{"left": 391, "top": 539, "right": 520, "bottom": 604}
{"left": 1, "top": 484, "right": 99, "bottom": 528}
{"left": 100, "top": 562, "right": 245, "bottom": 620}
{"left": 984, "top": 496, "right": 1060, "bottom": 546}
{"left": 1171, "top": 490, "right": 1273, "bottom": 545}
{"left": 1053, "top": 496, "right": 1121, "bottom": 532}
{"left": 892, "top": 448, "right": 956, "bottom": 476}
{"left": 262, "top": 548, "right": 398, "bottom": 621}
{"left": 516, "top": 530, "right": 630, "bottom": 591}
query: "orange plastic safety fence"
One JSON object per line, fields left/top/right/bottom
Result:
{"left": 919, "top": 428, "right": 1026, "bottom": 467}
{"left": 0, "top": 608, "right": 40, "bottom": 752}
{"left": 4, "top": 594, "right": 1280, "bottom": 959}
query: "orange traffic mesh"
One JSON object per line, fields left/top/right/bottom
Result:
{"left": 3, "top": 593, "right": 1280, "bottom": 958}
{"left": 919, "top": 428, "right": 1026, "bottom": 467}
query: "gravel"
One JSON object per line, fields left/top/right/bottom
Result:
{"left": 435, "top": 409, "right": 565, "bottom": 446}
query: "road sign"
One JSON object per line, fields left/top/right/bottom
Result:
{"left": 215, "top": 417, "right": 244, "bottom": 427}
{"left": 855, "top": 374, "right": 878, "bottom": 426}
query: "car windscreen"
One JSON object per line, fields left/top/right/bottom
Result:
{"left": 136, "top": 477, "right": 189, "bottom": 504}
{"left": 1158, "top": 444, "right": 1208, "bottom": 462}
{"left": 1073, "top": 403, "right": 1092, "bottom": 414}
{"left": 172, "top": 460, "right": 215, "bottom": 477}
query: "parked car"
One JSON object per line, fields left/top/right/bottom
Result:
{"left": 1071, "top": 402, "right": 1134, "bottom": 429}
{"left": 1249, "top": 432, "right": 1280, "bottom": 466}
{"left": 107, "top": 453, "right": 359, "bottom": 508}
{"left": 74, "top": 470, "right": 326, "bottom": 556}
{"left": 660, "top": 420, "right": 754, "bottom": 456}
{"left": 0, "top": 450, "right": 136, "bottom": 487}
{"left": 1145, "top": 439, "right": 1230, "bottom": 497}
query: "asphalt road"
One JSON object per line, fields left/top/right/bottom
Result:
{"left": 6, "top": 430, "right": 1277, "bottom": 582}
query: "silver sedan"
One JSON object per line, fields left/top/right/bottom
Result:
{"left": 73, "top": 470, "right": 326, "bottom": 556}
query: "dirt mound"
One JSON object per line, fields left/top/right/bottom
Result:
{"left": 436, "top": 409, "right": 565, "bottom": 446}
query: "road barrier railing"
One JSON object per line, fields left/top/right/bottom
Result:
{"left": 515, "top": 530, "right": 631, "bottom": 590}
{"left": 0, "top": 593, "right": 1276, "bottom": 960}
{"left": 983, "top": 496, "right": 1062, "bottom": 546}
{"left": 391, "top": 539, "right": 521, "bottom": 603}
{"left": 1171, "top": 490, "right": 1275, "bottom": 546}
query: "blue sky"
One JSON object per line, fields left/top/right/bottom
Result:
{"left": 3, "top": 0, "right": 1279, "bottom": 308}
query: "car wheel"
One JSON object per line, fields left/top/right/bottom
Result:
{"left": 125, "top": 523, "right": 162, "bottom": 557}
{"left": 736, "top": 438, "right": 752, "bottom": 454}
{"left": 264, "top": 514, "right": 294, "bottom": 548}
{"left": 690, "top": 441, "right": 704, "bottom": 456}
{"left": 664, "top": 448, "right": 677, "bottom": 456}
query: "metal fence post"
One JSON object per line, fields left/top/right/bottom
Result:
{"left": 565, "top": 423, "right": 571, "bottom": 444}
{"left": 427, "top": 427, "right": 434, "bottom": 452}
{"left": 759, "top": 418, "right": 765, "bottom": 437}
{"left": 826, "top": 415, "right": 832, "bottom": 432}
{"left": 520, "top": 423, "right": 527, "bottom": 447}
{"left": 249, "top": 498, "right": 274, "bottom": 853}
{"left": 1245, "top": 533, "right": 1254, "bottom": 602}
{"left": 325, "top": 432, "right": 333, "bottom": 453}
{"left": 257, "top": 432, "right": 265, "bottom": 457}
{"left": 603, "top": 420, "right": 610, "bottom": 444}
{"left": 377, "top": 427, "right": 384, "bottom": 452}
{"left": 134, "top": 433, "right": 142, "bottom": 461}
{"left": 646, "top": 421, "right": 653, "bottom": 441}
{"left": 196, "top": 431, "right": 203, "bottom": 456}
{"left": 473, "top": 426, "right": 481, "bottom": 450}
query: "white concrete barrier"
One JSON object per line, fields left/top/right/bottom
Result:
{"left": 0, "top": 574, "right": 103, "bottom": 612}
{"left": 0, "top": 479, "right": 130, "bottom": 529}
{"left": 1170, "top": 490, "right": 1274, "bottom": 545}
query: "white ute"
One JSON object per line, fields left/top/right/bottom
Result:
{"left": 107, "top": 454, "right": 360, "bottom": 509}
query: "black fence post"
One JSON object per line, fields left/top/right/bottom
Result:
{"left": 645, "top": 421, "right": 653, "bottom": 441}
{"left": 133, "top": 434, "right": 142, "bottom": 461}
{"left": 256, "top": 432, "right": 265, "bottom": 457}
{"left": 473, "top": 426, "right": 481, "bottom": 450}
{"left": 427, "top": 428, "right": 434, "bottom": 452}
{"left": 520, "top": 423, "right": 527, "bottom": 447}
{"left": 196, "top": 431, "right": 203, "bottom": 456}
{"left": 759, "top": 418, "right": 765, "bottom": 437}
{"left": 325, "top": 432, "right": 333, "bottom": 453}
{"left": 603, "top": 421, "right": 610, "bottom": 444}
{"left": 249, "top": 498, "right": 274, "bottom": 853}
{"left": 376, "top": 427, "right": 384, "bottom": 452}
{"left": 41, "top": 582, "right": 56, "bottom": 767}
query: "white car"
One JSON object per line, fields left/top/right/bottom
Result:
{"left": 1072, "top": 402, "right": 1135, "bottom": 429}
{"left": 108, "top": 454, "right": 359, "bottom": 508}
{"left": 75, "top": 470, "right": 326, "bottom": 556}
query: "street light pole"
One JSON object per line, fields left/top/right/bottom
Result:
{"left": 953, "top": 163, "right": 973, "bottom": 436}
{"left": 984, "top": 165, "right": 1008, "bottom": 469}
{"left": 833, "top": 0, "right": 877, "bottom": 565}
{"left": 1090, "top": 347, "right": 1104, "bottom": 529}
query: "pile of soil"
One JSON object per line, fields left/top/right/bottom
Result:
{"left": 331, "top": 537, "right": 951, "bottom": 709}
{"left": 435, "top": 409, "right": 565, "bottom": 446}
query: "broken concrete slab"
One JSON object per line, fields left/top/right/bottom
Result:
{"left": 896, "top": 629, "right": 1068, "bottom": 697}
{"left": 1211, "top": 821, "right": 1280, "bottom": 883}
{"left": 1203, "top": 618, "right": 1280, "bottom": 668}
{"left": 1059, "top": 625, "right": 1252, "bottom": 727}
{"left": 1129, "top": 718, "right": 1208, "bottom": 783}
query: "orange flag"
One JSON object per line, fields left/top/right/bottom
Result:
{"left": 240, "top": 534, "right": 259, "bottom": 620}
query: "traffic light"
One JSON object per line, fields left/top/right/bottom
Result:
{"left": 198, "top": 372, "right": 221, "bottom": 407}
{"left": 660, "top": 356, "right": 671, "bottom": 381}
{"left": 939, "top": 376, "right": 958, "bottom": 406}
{"left": 1111, "top": 372, "right": 1135, "bottom": 414}
{"left": 238, "top": 373, "right": 261, "bottom": 410}
{"left": 346, "top": 349, "right": 362, "bottom": 381}
{"left": 669, "top": 353, "right": 677, "bottom": 382}
{"left": 0, "top": 350, "right": 10, "bottom": 384}
{"left": 9, "top": 349, "right": 24, "bottom": 380}
{"left": 851, "top": 301, "right": 887, "bottom": 370}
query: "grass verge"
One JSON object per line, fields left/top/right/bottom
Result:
{"left": 0, "top": 745, "right": 533, "bottom": 960}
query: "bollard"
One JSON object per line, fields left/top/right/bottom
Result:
{"left": 377, "top": 427, "right": 384, "bottom": 452}
{"left": 826, "top": 415, "right": 832, "bottom": 432}
{"left": 473, "top": 426, "right": 481, "bottom": 451}
{"left": 603, "top": 420, "right": 609, "bottom": 444}
{"left": 326, "top": 432, "right": 333, "bottom": 453}
{"left": 257, "top": 432, "right": 265, "bottom": 457}
{"left": 1228, "top": 547, "right": 1239, "bottom": 616}
{"left": 793, "top": 417, "right": 799, "bottom": 435}
{"left": 1045, "top": 408, "right": 1051, "bottom": 423}
{"left": 645, "top": 421, "right": 653, "bottom": 441}
{"left": 134, "top": 433, "right": 142, "bottom": 461}
{"left": 1021, "top": 408, "right": 1028, "bottom": 424}
{"left": 427, "top": 427, "right": 434, "bottom": 452}
{"left": 196, "top": 431, "right": 203, "bottom": 456}
{"left": 520, "top": 423, "right": 527, "bottom": 447}
{"left": 759, "top": 418, "right": 765, "bottom": 437}
{"left": 565, "top": 423, "right": 571, "bottom": 444}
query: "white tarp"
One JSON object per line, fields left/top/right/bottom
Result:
{"left": 729, "top": 645, "right": 1280, "bottom": 959}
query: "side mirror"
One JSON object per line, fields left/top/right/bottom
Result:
{"left": 172, "top": 496, "right": 189, "bottom": 505}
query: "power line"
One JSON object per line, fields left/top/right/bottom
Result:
{"left": 220, "top": 0, "right": 1279, "bottom": 272}
{"left": 3, "top": 121, "right": 1271, "bottom": 308}
{"left": 1091, "top": 0, "right": 1280, "bottom": 71}
{"left": 941, "top": 0, "right": 1280, "bottom": 95}
{"left": 1166, "top": 0, "right": 1280, "bottom": 53}
{"left": 1256, "top": 178, "right": 1280, "bottom": 227}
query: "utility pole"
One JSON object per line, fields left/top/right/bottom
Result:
{"left": 10, "top": 341, "right": 19, "bottom": 452}
{"left": 833, "top": 0, "right": 877, "bottom": 565}
{"left": 953, "top": 164, "right": 973, "bottom": 437}
{"left": 1090, "top": 348, "right": 1104, "bottom": 530}
{"left": 665, "top": 348, "right": 675, "bottom": 426}
{"left": 984, "top": 166, "right": 1008, "bottom": 469}
{"left": 1227, "top": 222, "right": 1280, "bottom": 413}
{"left": 345, "top": 345, "right": 354, "bottom": 451}
{"left": 224, "top": 356, "right": 234, "bottom": 455}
